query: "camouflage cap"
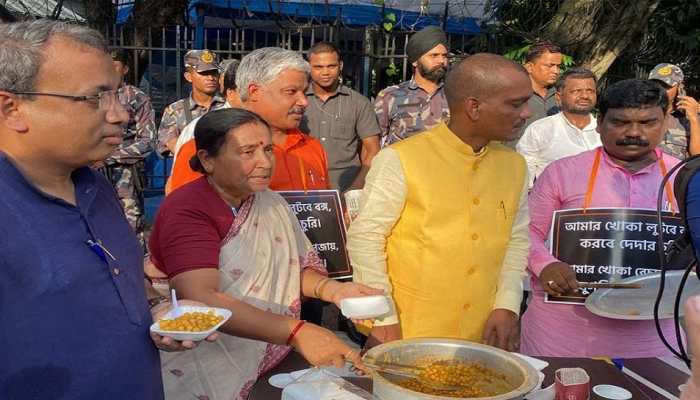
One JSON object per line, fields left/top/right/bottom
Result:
{"left": 184, "top": 49, "right": 220, "bottom": 73}
{"left": 648, "top": 63, "right": 684, "bottom": 87}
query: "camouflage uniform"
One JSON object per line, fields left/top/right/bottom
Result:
{"left": 156, "top": 94, "right": 226, "bottom": 154}
{"left": 659, "top": 111, "right": 693, "bottom": 160}
{"left": 156, "top": 49, "right": 225, "bottom": 154}
{"left": 101, "top": 84, "right": 156, "bottom": 247}
{"left": 374, "top": 79, "right": 450, "bottom": 147}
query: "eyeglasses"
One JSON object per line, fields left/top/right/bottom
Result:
{"left": 10, "top": 89, "right": 121, "bottom": 110}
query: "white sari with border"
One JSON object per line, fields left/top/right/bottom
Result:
{"left": 161, "top": 190, "right": 326, "bottom": 400}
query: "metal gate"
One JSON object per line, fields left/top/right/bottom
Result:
{"left": 105, "top": 21, "right": 476, "bottom": 202}
{"left": 105, "top": 21, "right": 476, "bottom": 115}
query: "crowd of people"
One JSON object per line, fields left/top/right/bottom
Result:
{"left": 2, "top": 18, "right": 700, "bottom": 400}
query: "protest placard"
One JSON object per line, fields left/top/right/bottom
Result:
{"left": 546, "top": 208, "right": 684, "bottom": 304}
{"left": 278, "top": 190, "right": 351, "bottom": 279}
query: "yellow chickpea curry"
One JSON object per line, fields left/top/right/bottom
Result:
{"left": 389, "top": 360, "right": 515, "bottom": 398}
{"left": 158, "top": 311, "right": 224, "bottom": 332}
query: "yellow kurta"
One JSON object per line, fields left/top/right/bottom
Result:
{"left": 347, "top": 122, "right": 529, "bottom": 341}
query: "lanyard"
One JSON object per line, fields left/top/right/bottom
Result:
{"left": 583, "top": 148, "right": 675, "bottom": 213}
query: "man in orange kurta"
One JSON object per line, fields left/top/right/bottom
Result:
{"left": 167, "top": 48, "right": 329, "bottom": 194}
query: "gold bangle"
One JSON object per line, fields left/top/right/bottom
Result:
{"left": 312, "top": 277, "right": 327, "bottom": 298}
{"left": 316, "top": 277, "right": 333, "bottom": 300}
{"left": 313, "top": 277, "right": 331, "bottom": 299}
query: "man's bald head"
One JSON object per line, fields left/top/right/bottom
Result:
{"left": 444, "top": 53, "right": 533, "bottom": 143}
{"left": 444, "top": 53, "right": 527, "bottom": 111}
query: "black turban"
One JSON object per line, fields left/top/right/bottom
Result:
{"left": 406, "top": 26, "right": 448, "bottom": 63}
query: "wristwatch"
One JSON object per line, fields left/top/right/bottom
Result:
{"left": 148, "top": 295, "right": 170, "bottom": 309}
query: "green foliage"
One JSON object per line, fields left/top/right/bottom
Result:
{"left": 562, "top": 54, "right": 574, "bottom": 69}
{"left": 641, "top": 0, "right": 700, "bottom": 62}
{"left": 385, "top": 62, "right": 399, "bottom": 77}
{"left": 503, "top": 43, "right": 574, "bottom": 71}
{"left": 488, "top": 0, "right": 700, "bottom": 92}
{"left": 503, "top": 45, "right": 531, "bottom": 63}
{"left": 382, "top": 12, "right": 396, "bottom": 32}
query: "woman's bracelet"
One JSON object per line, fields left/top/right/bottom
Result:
{"left": 286, "top": 320, "right": 306, "bottom": 346}
{"left": 313, "top": 277, "right": 332, "bottom": 299}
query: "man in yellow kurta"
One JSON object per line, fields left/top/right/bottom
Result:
{"left": 347, "top": 53, "right": 533, "bottom": 351}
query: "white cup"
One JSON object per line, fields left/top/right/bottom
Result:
{"left": 344, "top": 189, "right": 364, "bottom": 222}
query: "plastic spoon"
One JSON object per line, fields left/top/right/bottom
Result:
{"left": 170, "top": 288, "right": 182, "bottom": 318}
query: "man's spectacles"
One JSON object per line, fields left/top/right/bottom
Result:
{"left": 10, "top": 89, "right": 121, "bottom": 110}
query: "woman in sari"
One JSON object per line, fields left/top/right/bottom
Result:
{"left": 149, "top": 108, "right": 381, "bottom": 400}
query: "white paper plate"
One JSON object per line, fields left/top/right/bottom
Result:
{"left": 340, "top": 295, "right": 390, "bottom": 319}
{"left": 150, "top": 305, "right": 231, "bottom": 341}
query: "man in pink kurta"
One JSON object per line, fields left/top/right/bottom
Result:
{"left": 522, "top": 79, "right": 682, "bottom": 358}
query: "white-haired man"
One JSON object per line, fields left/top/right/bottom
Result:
{"left": 166, "top": 47, "right": 329, "bottom": 193}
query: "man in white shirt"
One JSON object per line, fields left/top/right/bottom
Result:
{"left": 517, "top": 67, "right": 600, "bottom": 187}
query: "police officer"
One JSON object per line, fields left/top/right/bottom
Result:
{"left": 102, "top": 49, "right": 156, "bottom": 248}
{"left": 649, "top": 63, "right": 700, "bottom": 159}
{"left": 157, "top": 49, "right": 226, "bottom": 154}
{"left": 374, "top": 26, "right": 450, "bottom": 146}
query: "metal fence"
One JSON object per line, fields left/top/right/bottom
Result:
{"left": 105, "top": 22, "right": 477, "bottom": 117}
{"left": 105, "top": 22, "right": 477, "bottom": 199}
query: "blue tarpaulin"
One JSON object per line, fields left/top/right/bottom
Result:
{"left": 118, "top": 1, "right": 482, "bottom": 35}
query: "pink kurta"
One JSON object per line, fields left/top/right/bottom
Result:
{"left": 522, "top": 147, "right": 682, "bottom": 358}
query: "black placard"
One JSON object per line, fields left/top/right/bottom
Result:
{"left": 545, "top": 208, "right": 684, "bottom": 304}
{"left": 278, "top": 190, "right": 352, "bottom": 279}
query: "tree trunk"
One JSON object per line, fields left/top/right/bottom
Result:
{"left": 128, "top": 0, "right": 188, "bottom": 85}
{"left": 81, "top": 0, "right": 115, "bottom": 34}
{"left": 544, "top": 0, "right": 661, "bottom": 78}
{"left": 132, "top": 0, "right": 189, "bottom": 28}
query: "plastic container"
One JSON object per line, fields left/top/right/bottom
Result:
{"left": 555, "top": 367, "right": 590, "bottom": 400}
{"left": 281, "top": 368, "right": 377, "bottom": 400}
{"left": 340, "top": 295, "right": 390, "bottom": 320}
{"left": 344, "top": 189, "right": 364, "bottom": 222}
{"left": 150, "top": 305, "right": 231, "bottom": 341}
{"left": 593, "top": 384, "right": 632, "bottom": 400}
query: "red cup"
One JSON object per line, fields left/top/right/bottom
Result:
{"left": 555, "top": 368, "right": 591, "bottom": 400}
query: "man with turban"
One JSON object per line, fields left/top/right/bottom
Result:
{"left": 374, "top": 26, "right": 450, "bottom": 146}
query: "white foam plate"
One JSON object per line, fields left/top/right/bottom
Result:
{"left": 340, "top": 295, "right": 390, "bottom": 320}
{"left": 150, "top": 305, "right": 231, "bottom": 341}
{"left": 269, "top": 369, "right": 313, "bottom": 389}
{"left": 593, "top": 384, "right": 632, "bottom": 399}
{"left": 269, "top": 367, "right": 358, "bottom": 389}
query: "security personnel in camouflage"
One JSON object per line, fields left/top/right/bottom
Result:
{"left": 156, "top": 49, "right": 226, "bottom": 154}
{"left": 649, "top": 63, "right": 700, "bottom": 159}
{"left": 102, "top": 49, "right": 155, "bottom": 248}
{"left": 374, "top": 26, "right": 450, "bottom": 147}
